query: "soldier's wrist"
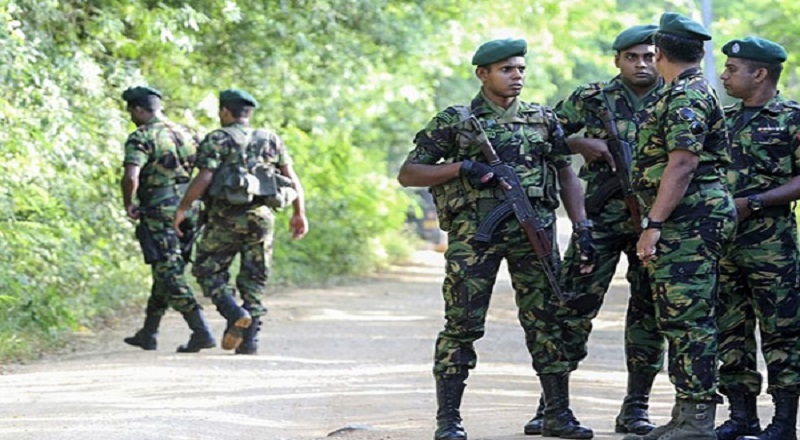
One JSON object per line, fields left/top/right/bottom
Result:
{"left": 573, "top": 219, "right": 593, "bottom": 231}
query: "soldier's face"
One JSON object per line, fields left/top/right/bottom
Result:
{"left": 721, "top": 57, "right": 758, "bottom": 99}
{"left": 477, "top": 56, "right": 526, "bottom": 99}
{"left": 127, "top": 105, "right": 147, "bottom": 126}
{"left": 615, "top": 44, "right": 657, "bottom": 89}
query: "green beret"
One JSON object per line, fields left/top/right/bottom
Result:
{"left": 471, "top": 38, "right": 527, "bottom": 66}
{"left": 121, "top": 86, "right": 162, "bottom": 103}
{"left": 612, "top": 25, "right": 658, "bottom": 52}
{"left": 722, "top": 37, "right": 787, "bottom": 64}
{"left": 219, "top": 88, "right": 258, "bottom": 108}
{"left": 658, "top": 12, "right": 711, "bottom": 41}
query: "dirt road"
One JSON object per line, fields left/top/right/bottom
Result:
{"left": 0, "top": 247, "right": 766, "bottom": 440}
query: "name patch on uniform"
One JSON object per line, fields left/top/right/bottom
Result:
{"left": 756, "top": 126, "right": 784, "bottom": 133}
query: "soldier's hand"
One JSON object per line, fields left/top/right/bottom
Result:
{"left": 574, "top": 226, "right": 596, "bottom": 274}
{"left": 173, "top": 208, "right": 187, "bottom": 237}
{"left": 460, "top": 160, "right": 496, "bottom": 189}
{"left": 290, "top": 213, "right": 308, "bottom": 240}
{"left": 570, "top": 138, "right": 616, "bottom": 170}
{"left": 126, "top": 204, "right": 140, "bottom": 220}
{"left": 734, "top": 197, "right": 751, "bottom": 222}
{"left": 637, "top": 229, "right": 660, "bottom": 265}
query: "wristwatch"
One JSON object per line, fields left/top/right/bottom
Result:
{"left": 573, "top": 219, "right": 594, "bottom": 230}
{"left": 747, "top": 195, "right": 764, "bottom": 212}
{"left": 641, "top": 216, "right": 663, "bottom": 230}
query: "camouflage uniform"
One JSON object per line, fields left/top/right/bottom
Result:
{"left": 407, "top": 91, "right": 574, "bottom": 377}
{"left": 718, "top": 94, "right": 800, "bottom": 396}
{"left": 123, "top": 116, "right": 199, "bottom": 316}
{"left": 193, "top": 122, "right": 291, "bottom": 319}
{"left": 555, "top": 76, "right": 665, "bottom": 376}
{"left": 632, "top": 67, "right": 736, "bottom": 402}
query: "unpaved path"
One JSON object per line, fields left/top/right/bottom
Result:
{"left": 0, "top": 247, "right": 771, "bottom": 440}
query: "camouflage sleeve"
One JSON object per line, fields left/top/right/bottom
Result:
{"left": 789, "top": 108, "right": 800, "bottom": 175}
{"left": 122, "top": 129, "right": 151, "bottom": 167}
{"left": 196, "top": 129, "right": 229, "bottom": 171}
{"left": 270, "top": 131, "right": 292, "bottom": 167}
{"left": 663, "top": 90, "right": 708, "bottom": 155}
{"left": 405, "top": 108, "right": 462, "bottom": 164}
{"left": 553, "top": 87, "right": 587, "bottom": 137}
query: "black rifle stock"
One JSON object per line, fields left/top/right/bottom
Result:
{"left": 599, "top": 110, "right": 642, "bottom": 232}
{"left": 467, "top": 116, "right": 568, "bottom": 303}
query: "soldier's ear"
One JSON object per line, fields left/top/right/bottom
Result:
{"left": 752, "top": 67, "right": 769, "bottom": 84}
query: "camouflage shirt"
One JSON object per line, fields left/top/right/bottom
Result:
{"left": 122, "top": 116, "right": 197, "bottom": 208}
{"left": 632, "top": 67, "right": 730, "bottom": 196}
{"left": 725, "top": 94, "right": 800, "bottom": 198}
{"left": 555, "top": 75, "right": 663, "bottom": 201}
{"left": 197, "top": 122, "right": 292, "bottom": 216}
{"left": 407, "top": 91, "right": 570, "bottom": 228}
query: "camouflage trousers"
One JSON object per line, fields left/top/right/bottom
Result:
{"left": 718, "top": 211, "right": 800, "bottom": 395}
{"left": 560, "top": 197, "right": 664, "bottom": 375}
{"left": 136, "top": 218, "right": 199, "bottom": 315}
{"left": 192, "top": 208, "right": 275, "bottom": 318}
{"left": 641, "top": 186, "right": 736, "bottom": 402}
{"left": 434, "top": 218, "right": 575, "bottom": 376}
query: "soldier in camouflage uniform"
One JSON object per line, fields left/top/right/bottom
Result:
{"left": 622, "top": 13, "right": 736, "bottom": 440}
{"left": 398, "top": 39, "right": 596, "bottom": 440}
{"left": 120, "top": 85, "right": 216, "bottom": 353}
{"left": 174, "top": 89, "right": 308, "bottom": 355}
{"left": 715, "top": 37, "right": 800, "bottom": 440}
{"left": 524, "top": 25, "right": 665, "bottom": 437}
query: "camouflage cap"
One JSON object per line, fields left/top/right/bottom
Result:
{"left": 471, "top": 38, "right": 527, "bottom": 66}
{"left": 121, "top": 86, "right": 162, "bottom": 103}
{"left": 658, "top": 12, "right": 711, "bottom": 41}
{"left": 612, "top": 24, "right": 658, "bottom": 51}
{"left": 722, "top": 37, "right": 787, "bottom": 64}
{"left": 219, "top": 88, "right": 258, "bottom": 108}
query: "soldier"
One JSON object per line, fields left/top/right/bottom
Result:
{"left": 524, "top": 25, "right": 665, "bottom": 437}
{"left": 622, "top": 13, "right": 736, "bottom": 440}
{"left": 715, "top": 37, "right": 800, "bottom": 440}
{"left": 397, "top": 38, "right": 596, "bottom": 440}
{"left": 173, "top": 89, "right": 307, "bottom": 355}
{"left": 120, "top": 85, "right": 216, "bottom": 353}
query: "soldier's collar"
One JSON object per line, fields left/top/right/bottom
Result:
{"left": 676, "top": 66, "right": 702, "bottom": 81}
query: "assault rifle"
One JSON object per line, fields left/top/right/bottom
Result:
{"left": 467, "top": 116, "right": 568, "bottom": 303}
{"left": 599, "top": 109, "right": 642, "bottom": 232}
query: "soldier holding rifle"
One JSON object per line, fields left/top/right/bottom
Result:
{"left": 398, "top": 38, "right": 596, "bottom": 440}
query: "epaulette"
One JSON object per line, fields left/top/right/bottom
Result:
{"left": 782, "top": 100, "right": 800, "bottom": 112}
{"left": 575, "top": 82, "right": 606, "bottom": 100}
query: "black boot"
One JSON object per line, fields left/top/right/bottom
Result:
{"left": 176, "top": 306, "right": 216, "bottom": 353}
{"left": 715, "top": 392, "right": 761, "bottom": 440}
{"left": 235, "top": 316, "right": 260, "bottom": 355}
{"left": 523, "top": 395, "right": 545, "bottom": 435}
{"left": 434, "top": 373, "right": 468, "bottom": 440}
{"left": 124, "top": 310, "right": 162, "bottom": 350}
{"left": 214, "top": 293, "right": 252, "bottom": 350}
{"left": 615, "top": 372, "right": 657, "bottom": 435}
{"left": 740, "top": 391, "right": 798, "bottom": 440}
{"left": 540, "top": 374, "right": 593, "bottom": 439}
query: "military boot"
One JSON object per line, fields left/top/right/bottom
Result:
{"left": 235, "top": 316, "right": 260, "bottom": 355}
{"left": 523, "top": 395, "right": 545, "bottom": 435}
{"left": 622, "top": 402, "right": 680, "bottom": 440}
{"left": 651, "top": 399, "right": 716, "bottom": 440}
{"left": 123, "top": 310, "right": 162, "bottom": 350}
{"left": 434, "top": 373, "right": 468, "bottom": 440}
{"left": 540, "top": 373, "right": 593, "bottom": 439}
{"left": 176, "top": 306, "right": 216, "bottom": 353}
{"left": 213, "top": 293, "right": 252, "bottom": 350}
{"left": 740, "top": 391, "right": 798, "bottom": 440}
{"left": 615, "top": 372, "right": 657, "bottom": 435}
{"left": 715, "top": 392, "right": 761, "bottom": 440}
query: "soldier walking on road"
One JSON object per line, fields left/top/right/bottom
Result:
{"left": 524, "top": 25, "right": 666, "bottom": 437}
{"left": 398, "top": 38, "right": 596, "bottom": 440}
{"left": 120, "top": 85, "right": 216, "bottom": 353}
{"left": 715, "top": 37, "right": 800, "bottom": 440}
{"left": 174, "top": 89, "right": 308, "bottom": 355}
{"left": 623, "top": 13, "right": 737, "bottom": 440}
